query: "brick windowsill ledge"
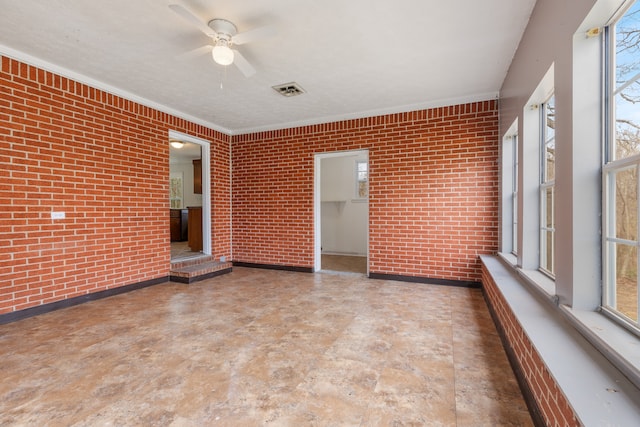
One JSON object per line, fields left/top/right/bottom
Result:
{"left": 480, "top": 255, "right": 640, "bottom": 426}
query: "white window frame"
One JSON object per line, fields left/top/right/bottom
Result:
{"left": 496, "top": 0, "right": 640, "bottom": 396}
{"left": 603, "top": 162, "right": 640, "bottom": 330}
{"left": 512, "top": 134, "right": 519, "bottom": 256}
{"left": 499, "top": 120, "right": 519, "bottom": 259}
{"left": 602, "top": 5, "right": 640, "bottom": 331}
{"left": 355, "top": 159, "right": 368, "bottom": 199}
{"left": 540, "top": 95, "right": 556, "bottom": 277}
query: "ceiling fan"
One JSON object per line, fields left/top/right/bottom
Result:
{"left": 169, "top": 3, "right": 275, "bottom": 77}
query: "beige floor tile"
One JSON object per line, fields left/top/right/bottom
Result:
{"left": 0, "top": 267, "right": 532, "bottom": 426}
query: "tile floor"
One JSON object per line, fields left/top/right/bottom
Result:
{"left": 321, "top": 254, "right": 368, "bottom": 275}
{"left": 171, "top": 241, "right": 202, "bottom": 261}
{"left": 0, "top": 267, "right": 532, "bottom": 426}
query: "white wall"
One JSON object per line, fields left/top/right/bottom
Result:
{"left": 321, "top": 153, "right": 368, "bottom": 255}
{"left": 169, "top": 161, "right": 202, "bottom": 209}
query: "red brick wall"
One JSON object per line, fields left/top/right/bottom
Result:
{"left": 0, "top": 57, "right": 231, "bottom": 314}
{"left": 482, "top": 265, "right": 580, "bottom": 427}
{"left": 210, "top": 132, "right": 232, "bottom": 262}
{"left": 232, "top": 101, "right": 499, "bottom": 282}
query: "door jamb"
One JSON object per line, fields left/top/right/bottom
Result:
{"left": 314, "top": 149, "right": 369, "bottom": 273}
{"left": 169, "top": 130, "right": 211, "bottom": 256}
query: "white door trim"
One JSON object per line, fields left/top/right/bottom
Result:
{"left": 314, "top": 149, "right": 369, "bottom": 273}
{"left": 169, "top": 130, "right": 212, "bottom": 256}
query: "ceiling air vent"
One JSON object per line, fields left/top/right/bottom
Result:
{"left": 272, "top": 82, "right": 305, "bottom": 97}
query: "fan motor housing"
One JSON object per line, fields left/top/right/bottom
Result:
{"left": 208, "top": 18, "right": 237, "bottom": 39}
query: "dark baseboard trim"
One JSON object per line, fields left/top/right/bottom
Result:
{"left": 170, "top": 267, "right": 232, "bottom": 284}
{"left": 368, "top": 272, "right": 481, "bottom": 288}
{"left": 0, "top": 276, "right": 170, "bottom": 325}
{"left": 482, "top": 290, "right": 545, "bottom": 427}
{"left": 232, "top": 261, "right": 314, "bottom": 273}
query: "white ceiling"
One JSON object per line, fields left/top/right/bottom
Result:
{"left": 170, "top": 141, "right": 202, "bottom": 163}
{"left": 0, "top": 0, "right": 536, "bottom": 135}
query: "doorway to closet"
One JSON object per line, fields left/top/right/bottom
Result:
{"left": 314, "top": 150, "right": 369, "bottom": 274}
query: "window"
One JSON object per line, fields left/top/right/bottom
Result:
{"left": 512, "top": 134, "right": 519, "bottom": 255}
{"left": 356, "top": 160, "right": 368, "bottom": 198}
{"left": 169, "top": 172, "right": 184, "bottom": 209}
{"left": 604, "top": 1, "right": 640, "bottom": 327}
{"left": 540, "top": 95, "right": 556, "bottom": 276}
{"left": 500, "top": 122, "right": 519, "bottom": 258}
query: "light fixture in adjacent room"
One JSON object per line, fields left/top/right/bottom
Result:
{"left": 170, "top": 139, "right": 184, "bottom": 149}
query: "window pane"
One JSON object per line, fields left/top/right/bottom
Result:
{"left": 545, "top": 138, "right": 555, "bottom": 181}
{"left": 544, "top": 186, "right": 554, "bottom": 228}
{"left": 545, "top": 112, "right": 555, "bottom": 140}
{"left": 513, "top": 191, "right": 518, "bottom": 253}
{"left": 540, "top": 96, "right": 554, "bottom": 277}
{"left": 614, "top": 3, "right": 640, "bottom": 160}
{"left": 544, "top": 230, "right": 554, "bottom": 273}
{"left": 359, "top": 181, "right": 368, "bottom": 198}
{"left": 544, "top": 97, "right": 555, "bottom": 182}
{"left": 614, "top": 167, "right": 638, "bottom": 241}
{"left": 540, "top": 227, "right": 554, "bottom": 273}
{"left": 614, "top": 91, "right": 640, "bottom": 159}
{"left": 615, "top": 244, "right": 638, "bottom": 321}
{"left": 604, "top": 0, "right": 640, "bottom": 331}
{"left": 169, "top": 175, "right": 183, "bottom": 209}
{"left": 356, "top": 160, "right": 368, "bottom": 198}
{"left": 616, "top": 5, "right": 640, "bottom": 87}
{"left": 513, "top": 134, "right": 518, "bottom": 254}
{"left": 540, "top": 184, "right": 554, "bottom": 274}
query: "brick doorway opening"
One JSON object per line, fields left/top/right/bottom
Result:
{"left": 168, "top": 130, "right": 211, "bottom": 263}
{"left": 314, "top": 150, "right": 369, "bottom": 274}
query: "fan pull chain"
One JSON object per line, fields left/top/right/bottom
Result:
{"left": 219, "top": 65, "right": 229, "bottom": 90}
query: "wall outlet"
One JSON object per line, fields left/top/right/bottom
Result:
{"left": 220, "top": 256, "right": 226, "bottom": 263}
{"left": 51, "top": 211, "right": 65, "bottom": 220}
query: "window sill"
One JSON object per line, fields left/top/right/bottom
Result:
{"left": 497, "top": 252, "right": 557, "bottom": 304}
{"left": 484, "top": 255, "right": 640, "bottom": 424}
{"left": 497, "top": 252, "right": 640, "bottom": 389}
{"left": 560, "top": 305, "right": 640, "bottom": 391}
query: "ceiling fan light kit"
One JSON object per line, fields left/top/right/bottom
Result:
{"left": 212, "top": 44, "right": 234, "bottom": 65}
{"left": 170, "top": 4, "right": 273, "bottom": 78}
{"left": 209, "top": 19, "right": 236, "bottom": 66}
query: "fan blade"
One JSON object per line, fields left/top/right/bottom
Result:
{"left": 169, "top": 4, "right": 216, "bottom": 37}
{"left": 177, "top": 45, "right": 213, "bottom": 60}
{"left": 232, "top": 50, "right": 256, "bottom": 77}
{"left": 231, "top": 25, "right": 276, "bottom": 45}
